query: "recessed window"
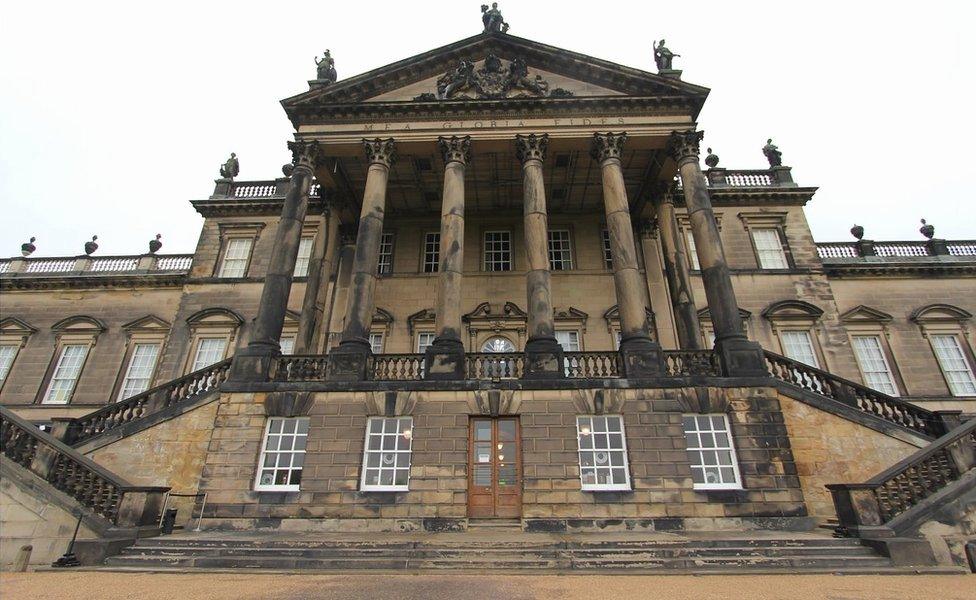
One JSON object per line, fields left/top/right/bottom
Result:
{"left": 219, "top": 238, "right": 253, "bottom": 278}
{"left": 361, "top": 416, "right": 414, "bottom": 491}
{"left": 0, "top": 345, "right": 19, "bottom": 386}
{"left": 255, "top": 417, "right": 309, "bottom": 491}
{"left": 683, "top": 414, "right": 741, "bottom": 490}
{"left": 548, "top": 230, "right": 573, "bottom": 270}
{"left": 931, "top": 335, "right": 976, "bottom": 396}
{"left": 377, "top": 233, "right": 395, "bottom": 275}
{"left": 279, "top": 336, "right": 296, "bottom": 355}
{"left": 685, "top": 230, "right": 700, "bottom": 270}
{"left": 43, "top": 344, "right": 89, "bottom": 404}
{"left": 191, "top": 337, "right": 227, "bottom": 372}
{"left": 369, "top": 333, "right": 384, "bottom": 354}
{"left": 555, "top": 331, "right": 580, "bottom": 351}
{"left": 851, "top": 335, "right": 898, "bottom": 396}
{"left": 416, "top": 332, "right": 435, "bottom": 353}
{"left": 576, "top": 415, "right": 631, "bottom": 491}
{"left": 423, "top": 232, "right": 440, "bottom": 273}
{"left": 751, "top": 228, "right": 789, "bottom": 269}
{"left": 601, "top": 229, "right": 613, "bottom": 270}
{"left": 293, "top": 236, "right": 314, "bottom": 277}
{"left": 117, "top": 343, "right": 160, "bottom": 401}
{"left": 484, "top": 231, "right": 512, "bottom": 272}
{"left": 780, "top": 330, "right": 819, "bottom": 368}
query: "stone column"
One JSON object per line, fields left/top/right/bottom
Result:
{"left": 655, "top": 192, "right": 702, "bottom": 350}
{"left": 327, "top": 138, "right": 396, "bottom": 380}
{"left": 229, "top": 141, "right": 319, "bottom": 383}
{"left": 668, "top": 130, "right": 766, "bottom": 376}
{"left": 516, "top": 134, "right": 563, "bottom": 378}
{"left": 295, "top": 201, "right": 339, "bottom": 354}
{"left": 425, "top": 136, "right": 471, "bottom": 380}
{"left": 591, "top": 133, "right": 663, "bottom": 377}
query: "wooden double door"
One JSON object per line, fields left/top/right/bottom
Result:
{"left": 467, "top": 417, "right": 521, "bottom": 518}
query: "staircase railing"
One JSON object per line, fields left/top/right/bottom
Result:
{"left": 764, "top": 350, "right": 944, "bottom": 438}
{"left": 0, "top": 406, "right": 168, "bottom": 527}
{"left": 68, "top": 359, "right": 232, "bottom": 446}
{"left": 827, "top": 417, "right": 976, "bottom": 535}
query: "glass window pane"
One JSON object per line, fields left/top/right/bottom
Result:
{"left": 361, "top": 417, "right": 413, "bottom": 490}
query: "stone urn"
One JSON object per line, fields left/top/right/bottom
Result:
{"left": 850, "top": 225, "right": 864, "bottom": 240}
{"left": 919, "top": 219, "right": 935, "bottom": 240}
{"left": 20, "top": 237, "right": 36, "bottom": 257}
{"left": 84, "top": 235, "right": 98, "bottom": 255}
{"left": 149, "top": 234, "right": 162, "bottom": 254}
{"left": 704, "top": 148, "right": 719, "bottom": 169}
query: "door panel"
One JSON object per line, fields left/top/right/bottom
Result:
{"left": 468, "top": 417, "right": 521, "bottom": 518}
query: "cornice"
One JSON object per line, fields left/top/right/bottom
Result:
{"left": 670, "top": 187, "right": 818, "bottom": 207}
{"left": 0, "top": 273, "right": 187, "bottom": 291}
{"left": 822, "top": 262, "right": 976, "bottom": 278}
{"left": 192, "top": 197, "right": 327, "bottom": 218}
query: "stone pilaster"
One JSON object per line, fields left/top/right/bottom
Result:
{"left": 591, "top": 133, "right": 663, "bottom": 377}
{"left": 655, "top": 191, "right": 702, "bottom": 350}
{"left": 426, "top": 136, "right": 470, "bottom": 380}
{"left": 668, "top": 130, "right": 766, "bottom": 376}
{"left": 229, "top": 140, "right": 319, "bottom": 383}
{"left": 516, "top": 134, "right": 564, "bottom": 378}
{"left": 295, "top": 201, "right": 339, "bottom": 354}
{"left": 328, "top": 138, "right": 396, "bottom": 381}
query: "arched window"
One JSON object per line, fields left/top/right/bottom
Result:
{"left": 481, "top": 337, "right": 516, "bottom": 353}
{"left": 478, "top": 336, "right": 517, "bottom": 378}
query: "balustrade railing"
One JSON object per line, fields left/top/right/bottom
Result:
{"left": 817, "top": 240, "right": 976, "bottom": 259}
{"left": 724, "top": 170, "right": 773, "bottom": 187}
{"left": 156, "top": 255, "right": 193, "bottom": 270}
{"left": 815, "top": 243, "right": 859, "bottom": 259}
{"left": 25, "top": 258, "right": 77, "bottom": 273}
{"left": 70, "top": 359, "right": 232, "bottom": 445}
{"left": 275, "top": 355, "right": 331, "bottom": 382}
{"left": 874, "top": 241, "right": 929, "bottom": 257}
{"left": 564, "top": 351, "right": 621, "bottom": 378}
{"left": 947, "top": 241, "right": 976, "bottom": 256}
{"left": 465, "top": 353, "right": 525, "bottom": 379}
{"left": 371, "top": 354, "right": 425, "bottom": 381}
{"left": 1, "top": 406, "right": 167, "bottom": 526}
{"left": 764, "top": 350, "right": 943, "bottom": 438}
{"left": 828, "top": 417, "right": 976, "bottom": 531}
{"left": 1, "top": 254, "right": 194, "bottom": 276}
{"left": 233, "top": 182, "right": 278, "bottom": 198}
{"left": 664, "top": 350, "right": 723, "bottom": 377}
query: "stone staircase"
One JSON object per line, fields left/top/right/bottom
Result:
{"left": 100, "top": 532, "right": 955, "bottom": 574}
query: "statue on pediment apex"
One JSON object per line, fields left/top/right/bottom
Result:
{"left": 481, "top": 3, "right": 509, "bottom": 33}
{"left": 315, "top": 49, "right": 337, "bottom": 83}
{"left": 653, "top": 39, "right": 680, "bottom": 71}
{"left": 762, "top": 139, "right": 783, "bottom": 167}
{"left": 219, "top": 152, "right": 239, "bottom": 180}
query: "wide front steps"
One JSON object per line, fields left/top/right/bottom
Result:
{"left": 101, "top": 533, "right": 938, "bottom": 574}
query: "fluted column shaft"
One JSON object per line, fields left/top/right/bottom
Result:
{"left": 656, "top": 194, "right": 702, "bottom": 349}
{"left": 336, "top": 138, "right": 396, "bottom": 353}
{"left": 432, "top": 136, "right": 470, "bottom": 350}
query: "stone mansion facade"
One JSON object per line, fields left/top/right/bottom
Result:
{"left": 1, "top": 26, "right": 975, "bottom": 553}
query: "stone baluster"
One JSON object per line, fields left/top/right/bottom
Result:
{"left": 425, "top": 136, "right": 471, "bottom": 380}
{"left": 668, "top": 130, "right": 766, "bottom": 376}
{"left": 516, "top": 134, "right": 564, "bottom": 378}
{"left": 327, "top": 138, "right": 397, "bottom": 380}
{"left": 591, "top": 133, "right": 663, "bottom": 377}
{"left": 229, "top": 141, "right": 319, "bottom": 382}
{"left": 654, "top": 191, "right": 702, "bottom": 349}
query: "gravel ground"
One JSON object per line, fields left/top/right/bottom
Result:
{"left": 1, "top": 572, "right": 973, "bottom": 600}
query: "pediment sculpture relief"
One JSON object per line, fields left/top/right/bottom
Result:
{"left": 426, "top": 54, "right": 574, "bottom": 100}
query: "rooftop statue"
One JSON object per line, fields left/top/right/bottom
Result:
{"left": 762, "top": 139, "right": 783, "bottom": 167}
{"left": 653, "top": 39, "right": 680, "bottom": 71}
{"left": 219, "top": 152, "right": 239, "bottom": 180}
{"left": 481, "top": 3, "right": 509, "bottom": 33}
{"left": 315, "top": 49, "right": 337, "bottom": 83}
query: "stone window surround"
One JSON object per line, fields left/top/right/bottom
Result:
{"left": 675, "top": 213, "right": 723, "bottom": 272}
{"left": 762, "top": 300, "right": 827, "bottom": 369}
{"left": 109, "top": 315, "right": 171, "bottom": 403}
{"left": 682, "top": 413, "right": 743, "bottom": 491}
{"left": 254, "top": 416, "right": 309, "bottom": 492}
{"left": 359, "top": 416, "right": 414, "bottom": 492}
{"left": 0, "top": 317, "right": 37, "bottom": 394}
{"left": 575, "top": 414, "right": 632, "bottom": 492}
{"left": 481, "top": 228, "right": 514, "bottom": 272}
{"left": 546, "top": 227, "right": 576, "bottom": 271}
{"left": 697, "top": 307, "right": 752, "bottom": 349}
{"left": 839, "top": 305, "right": 905, "bottom": 397}
{"left": 213, "top": 222, "right": 265, "bottom": 278}
{"left": 278, "top": 310, "right": 301, "bottom": 355}
{"left": 420, "top": 230, "right": 440, "bottom": 274}
{"left": 737, "top": 211, "right": 795, "bottom": 271}
{"left": 603, "top": 305, "right": 656, "bottom": 348}
{"left": 293, "top": 224, "right": 321, "bottom": 278}
{"left": 182, "top": 308, "right": 244, "bottom": 374}
{"left": 377, "top": 231, "right": 396, "bottom": 276}
{"left": 34, "top": 316, "right": 106, "bottom": 405}
{"left": 911, "top": 304, "right": 976, "bottom": 397}
{"left": 464, "top": 302, "right": 527, "bottom": 351}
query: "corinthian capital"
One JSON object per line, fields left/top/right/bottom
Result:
{"left": 515, "top": 133, "right": 549, "bottom": 164}
{"left": 438, "top": 135, "right": 472, "bottom": 165}
{"left": 590, "top": 132, "right": 628, "bottom": 163}
{"left": 363, "top": 138, "right": 398, "bottom": 168}
{"left": 287, "top": 140, "right": 321, "bottom": 173}
{"left": 667, "top": 130, "right": 705, "bottom": 164}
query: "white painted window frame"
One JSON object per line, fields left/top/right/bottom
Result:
{"left": 683, "top": 413, "right": 743, "bottom": 491}
{"left": 360, "top": 416, "right": 414, "bottom": 492}
{"left": 254, "top": 417, "right": 309, "bottom": 492}
{"left": 575, "top": 415, "right": 632, "bottom": 492}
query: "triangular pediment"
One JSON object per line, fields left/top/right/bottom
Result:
{"left": 0, "top": 317, "right": 37, "bottom": 336}
{"left": 121, "top": 315, "right": 172, "bottom": 332}
{"left": 839, "top": 305, "right": 893, "bottom": 324}
{"left": 282, "top": 33, "right": 708, "bottom": 122}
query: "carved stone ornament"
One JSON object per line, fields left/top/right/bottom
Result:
{"left": 762, "top": 138, "right": 783, "bottom": 167}
{"left": 149, "top": 234, "right": 162, "bottom": 254}
{"left": 362, "top": 138, "right": 397, "bottom": 168}
{"left": 481, "top": 2, "right": 509, "bottom": 34}
{"left": 314, "top": 49, "right": 337, "bottom": 83}
{"left": 84, "top": 235, "right": 99, "bottom": 256}
{"left": 287, "top": 140, "right": 321, "bottom": 173}
{"left": 919, "top": 219, "right": 935, "bottom": 240}
{"left": 219, "top": 152, "right": 239, "bottom": 180}
{"left": 667, "top": 130, "right": 705, "bottom": 163}
{"left": 438, "top": 135, "right": 472, "bottom": 165}
{"left": 515, "top": 133, "right": 548, "bottom": 164}
{"left": 850, "top": 224, "right": 864, "bottom": 240}
{"left": 413, "top": 92, "right": 438, "bottom": 102}
{"left": 20, "top": 236, "right": 36, "bottom": 257}
{"left": 435, "top": 54, "right": 556, "bottom": 100}
{"left": 704, "top": 147, "right": 719, "bottom": 168}
{"left": 590, "top": 132, "right": 628, "bottom": 163}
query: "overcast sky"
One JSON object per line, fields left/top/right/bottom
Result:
{"left": 1, "top": 1, "right": 973, "bottom": 258}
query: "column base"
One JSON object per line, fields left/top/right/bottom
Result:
{"left": 618, "top": 336, "right": 665, "bottom": 378}
{"left": 714, "top": 337, "right": 768, "bottom": 377}
{"left": 523, "top": 337, "right": 565, "bottom": 379}
{"left": 326, "top": 340, "right": 372, "bottom": 381}
{"left": 424, "top": 339, "right": 466, "bottom": 380}
{"left": 227, "top": 343, "right": 280, "bottom": 383}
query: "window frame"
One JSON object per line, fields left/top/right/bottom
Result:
{"left": 254, "top": 417, "right": 309, "bottom": 492}
{"left": 683, "top": 413, "right": 743, "bottom": 491}
{"left": 547, "top": 229, "right": 574, "bottom": 271}
{"left": 422, "top": 231, "right": 440, "bottom": 274}
{"left": 684, "top": 230, "right": 701, "bottom": 271}
{"left": 116, "top": 342, "right": 162, "bottom": 402}
{"left": 190, "top": 337, "right": 229, "bottom": 372}
{"left": 750, "top": 227, "right": 791, "bottom": 270}
{"left": 850, "top": 334, "right": 900, "bottom": 396}
{"left": 575, "top": 415, "right": 632, "bottom": 492}
{"left": 42, "top": 343, "right": 91, "bottom": 405}
{"left": 377, "top": 232, "right": 395, "bottom": 275}
{"left": 0, "top": 343, "right": 22, "bottom": 392}
{"left": 368, "top": 332, "right": 385, "bottom": 354}
{"left": 600, "top": 228, "right": 613, "bottom": 270}
{"left": 217, "top": 236, "right": 255, "bottom": 278}
{"left": 293, "top": 235, "right": 315, "bottom": 277}
{"left": 416, "top": 332, "right": 436, "bottom": 353}
{"left": 483, "top": 230, "right": 513, "bottom": 272}
{"left": 929, "top": 334, "right": 976, "bottom": 397}
{"left": 779, "top": 329, "right": 821, "bottom": 369}
{"left": 360, "top": 416, "right": 414, "bottom": 492}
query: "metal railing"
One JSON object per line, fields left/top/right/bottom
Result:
{"left": 764, "top": 350, "right": 943, "bottom": 438}
{"left": 0, "top": 406, "right": 168, "bottom": 525}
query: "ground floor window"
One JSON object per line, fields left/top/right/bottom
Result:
{"left": 361, "top": 416, "right": 413, "bottom": 491}
{"left": 683, "top": 414, "right": 741, "bottom": 490}
{"left": 575, "top": 415, "right": 631, "bottom": 491}
{"left": 255, "top": 417, "right": 309, "bottom": 491}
